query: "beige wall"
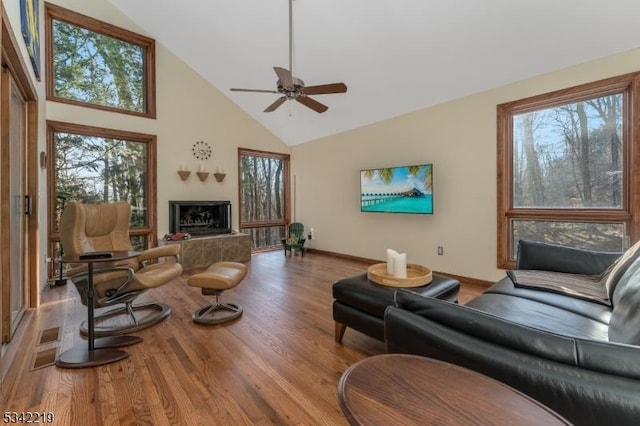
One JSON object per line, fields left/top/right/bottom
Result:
{"left": 292, "top": 48, "right": 640, "bottom": 282}
{"left": 5, "top": 0, "right": 289, "bottom": 287}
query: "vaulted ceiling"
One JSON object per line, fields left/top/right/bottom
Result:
{"left": 109, "top": 0, "right": 640, "bottom": 146}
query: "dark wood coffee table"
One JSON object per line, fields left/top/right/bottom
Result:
{"left": 338, "top": 354, "right": 571, "bottom": 425}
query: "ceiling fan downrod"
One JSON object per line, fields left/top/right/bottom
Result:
{"left": 229, "top": 0, "right": 347, "bottom": 114}
{"left": 289, "top": 0, "right": 293, "bottom": 77}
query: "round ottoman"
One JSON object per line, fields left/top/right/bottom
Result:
{"left": 187, "top": 261, "right": 248, "bottom": 324}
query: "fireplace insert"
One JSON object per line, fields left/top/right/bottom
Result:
{"left": 169, "top": 201, "right": 231, "bottom": 236}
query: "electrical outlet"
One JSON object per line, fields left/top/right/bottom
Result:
{"left": 437, "top": 246, "right": 444, "bottom": 256}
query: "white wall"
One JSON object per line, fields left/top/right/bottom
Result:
{"left": 292, "top": 48, "right": 640, "bottom": 282}
{"left": 5, "top": 0, "right": 290, "bottom": 288}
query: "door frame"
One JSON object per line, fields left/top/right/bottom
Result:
{"left": 1, "top": 6, "right": 40, "bottom": 343}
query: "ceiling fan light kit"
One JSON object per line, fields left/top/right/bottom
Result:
{"left": 230, "top": 0, "right": 347, "bottom": 113}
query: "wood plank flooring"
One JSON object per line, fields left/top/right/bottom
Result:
{"left": 2, "top": 251, "right": 482, "bottom": 425}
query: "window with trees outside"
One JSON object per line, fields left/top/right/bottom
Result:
{"left": 238, "top": 149, "right": 290, "bottom": 251}
{"left": 497, "top": 72, "right": 640, "bottom": 269}
{"left": 45, "top": 3, "right": 156, "bottom": 117}
{"left": 47, "top": 121, "right": 157, "bottom": 276}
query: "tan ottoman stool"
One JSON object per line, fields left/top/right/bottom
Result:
{"left": 187, "top": 261, "right": 248, "bottom": 324}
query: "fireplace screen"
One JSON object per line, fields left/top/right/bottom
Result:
{"left": 169, "top": 201, "right": 231, "bottom": 235}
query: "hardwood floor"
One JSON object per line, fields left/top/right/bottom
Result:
{"left": 2, "top": 251, "right": 482, "bottom": 425}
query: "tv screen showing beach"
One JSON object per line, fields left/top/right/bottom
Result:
{"left": 360, "top": 164, "right": 433, "bottom": 214}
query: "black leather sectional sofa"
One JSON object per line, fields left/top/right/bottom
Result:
{"left": 384, "top": 240, "right": 640, "bottom": 425}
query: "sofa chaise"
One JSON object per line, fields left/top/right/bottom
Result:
{"left": 384, "top": 240, "right": 640, "bottom": 425}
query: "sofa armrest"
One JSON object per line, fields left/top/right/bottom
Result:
{"left": 391, "top": 289, "right": 640, "bottom": 378}
{"left": 391, "top": 289, "right": 579, "bottom": 365}
{"left": 384, "top": 304, "right": 640, "bottom": 426}
{"left": 386, "top": 290, "right": 640, "bottom": 425}
{"left": 516, "top": 239, "right": 620, "bottom": 275}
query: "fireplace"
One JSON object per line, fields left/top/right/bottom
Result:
{"left": 169, "top": 201, "right": 231, "bottom": 236}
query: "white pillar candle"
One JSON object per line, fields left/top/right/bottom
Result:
{"left": 386, "top": 249, "right": 398, "bottom": 275}
{"left": 394, "top": 253, "right": 407, "bottom": 278}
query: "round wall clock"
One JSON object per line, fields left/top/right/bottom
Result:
{"left": 192, "top": 141, "right": 212, "bottom": 159}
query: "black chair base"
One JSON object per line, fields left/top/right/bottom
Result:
{"left": 80, "top": 302, "right": 171, "bottom": 336}
{"left": 192, "top": 302, "right": 243, "bottom": 325}
{"left": 284, "top": 247, "right": 304, "bottom": 256}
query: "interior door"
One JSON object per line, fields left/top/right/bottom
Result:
{"left": 1, "top": 67, "right": 28, "bottom": 343}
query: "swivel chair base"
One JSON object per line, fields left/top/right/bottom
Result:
{"left": 80, "top": 302, "right": 171, "bottom": 336}
{"left": 192, "top": 301, "right": 243, "bottom": 325}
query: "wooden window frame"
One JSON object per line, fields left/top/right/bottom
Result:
{"left": 237, "top": 148, "right": 291, "bottom": 244}
{"left": 497, "top": 72, "right": 640, "bottom": 269}
{"left": 46, "top": 120, "right": 158, "bottom": 275}
{"left": 44, "top": 2, "right": 156, "bottom": 118}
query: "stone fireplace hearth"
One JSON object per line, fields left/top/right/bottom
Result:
{"left": 160, "top": 233, "right": 251, "bottom": 271}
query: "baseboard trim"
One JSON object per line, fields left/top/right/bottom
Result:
{"left": 305, "top": 248, "right": 493, "bottom": 288}
{"left": 305, "top": 248, "right": 379, "bottom": 265}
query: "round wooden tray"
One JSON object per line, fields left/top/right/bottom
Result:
{"left": 367, "top": 263, "right": 433, "bottom": 288}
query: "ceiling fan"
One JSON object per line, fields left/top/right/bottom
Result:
{"left": 230, "top": 0, "right": 347, "bottom": 113}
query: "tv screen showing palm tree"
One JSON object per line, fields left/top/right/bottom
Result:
{"left": 360, "top": 164, "right": 433, "bottom": 214}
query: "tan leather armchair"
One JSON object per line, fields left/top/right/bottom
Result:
{"left": 59, "top": 201, "right": 183, "bottom": 336}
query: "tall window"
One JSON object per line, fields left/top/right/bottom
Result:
{"left": 44, "top": 4, "right": 158, "bottom": 279}
{"left": 238, "top": 148, "right": 290, "bottom": 250}
{"left": 497, "top": 73, "right": 640, "bottom": 268}
{"left": 47, "top": 121, "right": 158, "bottom": 274}
{"left": 45, "top": 3, "right": 156, "bottom": 117}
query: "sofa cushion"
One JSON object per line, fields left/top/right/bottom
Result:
{"left": 603, "top": 239, "right": 640, "bottom": 298}
{"left": 485, "top": 277, "right": 612, "bottom": 324}
{"left": 465, "top": 293, "right": 610, "bottom": 341}
{"left": 609, "top": 256, "right": 640, "bottom": 345}
{"left": 516, "top": 239, "right": 620, "bottom": 275}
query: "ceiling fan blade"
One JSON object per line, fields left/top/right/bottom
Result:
{"left": 303, "top": 82, "right": 348, "bottom": 95}
{"left": 296, "top": 96, "right": 328, "bottom": 113}
{"left": 264, "top": 96, "right": 287, "bottom": 112}
{"left": 230, "top": 88, "right": 278, "bottom": 93}
{"left": 274, "top": 66, "right": 294, "bottom": 89}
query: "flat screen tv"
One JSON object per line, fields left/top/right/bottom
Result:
{"left": 360, "top": 163, "right": 433, "bottom": 214}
